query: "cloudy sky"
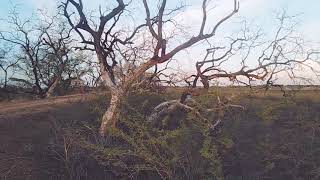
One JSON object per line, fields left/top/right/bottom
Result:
{"left": 1, "top": 0, "right": 319, "bottom": 37}
{"left": 0, "top": 0, "right": 319, "bottom": 85}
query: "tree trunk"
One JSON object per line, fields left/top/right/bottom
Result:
{"left": 99, "top": 90, "right": 124, "bottom": 136}
{"left": 3, "top": 70, "right": 8, "bottom": 89}
{"left": 46, "top": 76, "right": 61, "bottom": 97}
{"left": 201, "top": 77, "right": 210, "bottom": 89}
{"left": 27, "top": 53, "right": 43, "bottom": 95}
{"left": 97, "top": 59, "right": 157, "bottom": 136}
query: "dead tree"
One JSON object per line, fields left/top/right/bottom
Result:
{"left": 0, "top": 47, "right": 20, "bottom": 89}
{"left": 41, "top": 14, "right": 75, "bottom": 97}
{"left": 63, "top": 0, "right": 239, "bottom": 136}
{"left": 149, "top": 12, "right": 320, "bottom": 135}
{"left": 0, "top": 8, "right": 46, "bottom": 95}
{"left": 0, "top": 7, "right": 83, "bottom": 97}
{"left": 191, "top": 12, "right": 320, "bottom": 89}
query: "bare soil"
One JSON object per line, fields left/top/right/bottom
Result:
{"left": 0, "top": 93, "right": 98, "bottom": 180}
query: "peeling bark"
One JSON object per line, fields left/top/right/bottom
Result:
{"left": 98, "top": 60, "right": 157, "bottom": 136}
{"left": 99, "top": 90, "right": 124, "bottom": 136}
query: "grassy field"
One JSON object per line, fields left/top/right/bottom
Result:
{"left": 0, "top": 87, "right": 319, "bottom": 180}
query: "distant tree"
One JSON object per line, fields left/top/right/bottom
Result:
{"left": 39, "top": 12, "right": 83, "bottom": 97}
{"left": 0, "top": 8, "right": 46, "bottom": 95}
{"left": 0, "top": 7, "right": 86, "bottom": 97}
{"left": 0, "top": 46, "right": 20, "bottom": 89}
{"left": 189, "top": 12, "right": 320, "bottom": 89}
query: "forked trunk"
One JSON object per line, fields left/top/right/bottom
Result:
{"left": 98, "top": 60, "right": 157, "bottom": 136}
{"left": 99, "top": 91, "right": 124, "bottom": 136}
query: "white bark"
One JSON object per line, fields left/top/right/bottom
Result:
{"left": 99, "top": 90, "right": 123, "bottom": 136}
{"left": 98, "top": 60, "right": 157, "bottom": 136}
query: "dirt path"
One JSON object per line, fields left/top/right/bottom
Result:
{"left": 0, "top": 93, "right": 101, "bottom": 180}
{"left": 0, "top": 93, "right": 95, "bottom": 117}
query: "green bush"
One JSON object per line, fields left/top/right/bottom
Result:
{"left": 77, "top": 97, "right": 224, "bottom": 180}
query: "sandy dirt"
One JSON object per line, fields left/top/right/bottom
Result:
{"left": 0, "top": 93, "right": 101, "bottom": 179}
{"left": 0, "top": 93, "right": 95, "bottom": 117}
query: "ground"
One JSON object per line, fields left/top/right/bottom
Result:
{"left": 0, "top": 93, "right": 98, "bottom": 180}
{"left": 0, "top": 88, "right": 319, "bottom": 180}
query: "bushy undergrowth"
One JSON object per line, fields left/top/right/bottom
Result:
{"left": 49, "top": 92, "right": 227, "bottom": 180}
{"left": 47, "top": 90, "right": 320, "bottom": 180}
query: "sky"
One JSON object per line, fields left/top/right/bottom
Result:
{"left": 1, "top": 0, "right": 318, "bottom": 36}
{"left": 1, "top": 0, "right": 319, "bottom": 40}
{"left": 0, "top": 0, "right": 320, "bottom": 85}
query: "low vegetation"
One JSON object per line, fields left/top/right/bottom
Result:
{"left": 1, "top": 88, "right": 319, "bottom": 180}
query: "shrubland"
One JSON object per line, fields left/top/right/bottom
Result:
{"left": 43, "top": 88, "right": 320, "bottom": 180}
